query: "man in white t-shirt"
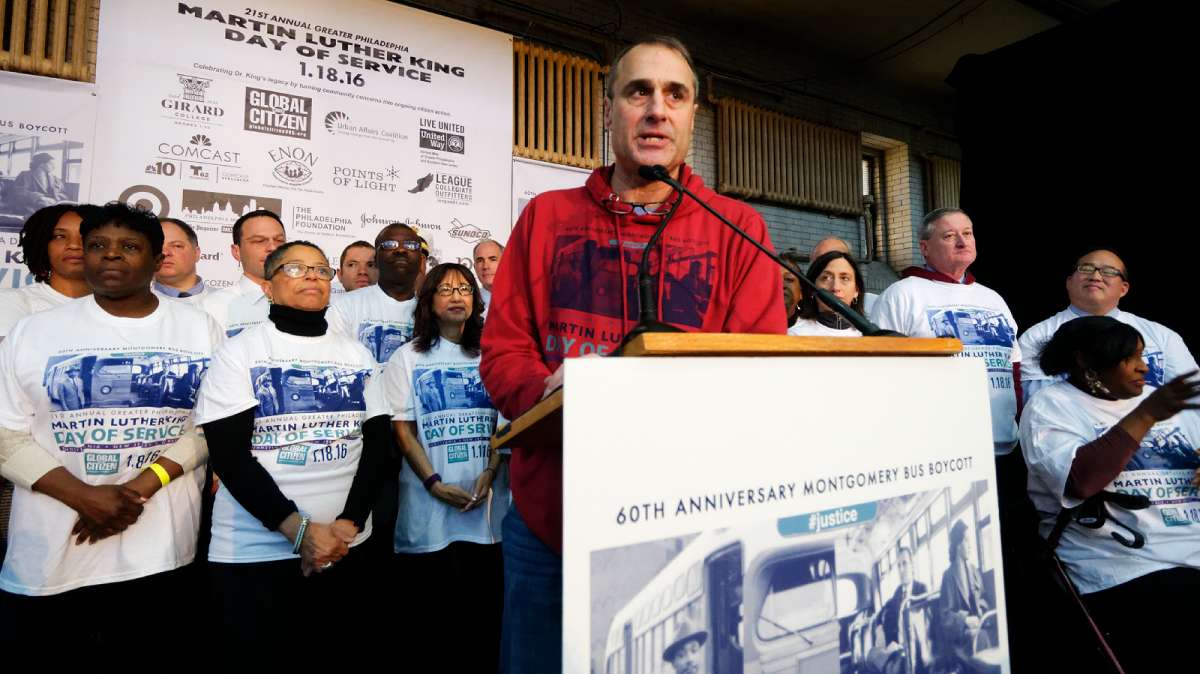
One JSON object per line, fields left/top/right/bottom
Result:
{"left": 0, "top": 202, "right": 215, "bottom": 659}
{"left": 1018, "top": 249, "right": 1197, "bottom": 403}
{"left": 333, "top": 240, "right": 377, "bottom": 295}
{"left": 153, "top": 217, "right": 207, "bottom": 303}
{"left": 871, "top": 208, "right": 1022, "bottom": 455}
{"left": 811, "top": 235, "right": 877, "bottom": 315}
{"left": 328, "top": 223, "right": 425, "bottom": 365}
{"left": 200, "top": 209, "right": 286, "bottom": 336}
{"left": 472, "top": 238, "right": 503, "bottom": 311}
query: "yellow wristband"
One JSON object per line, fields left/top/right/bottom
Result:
{"left": 147, "top": 462, "right": 170, "bottom": 488}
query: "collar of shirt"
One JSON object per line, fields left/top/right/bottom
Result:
{"left": 1068, "top": 304, "right": 1121, "bottom": 319}
{"left": 237, "top": 275, "right": 268, "bottom": 303}
{"left": 153, "top": 277, "right": 206, "bottom": 298}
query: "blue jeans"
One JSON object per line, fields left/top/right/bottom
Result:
{"left": 500, "top": 505, "right": 562, "bottom": 674}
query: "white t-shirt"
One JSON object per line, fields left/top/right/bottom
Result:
{"left": 787, "top": 317, "right": 862, "bottom": 337}
{"left": 200, "top": 275, "right": 270, "bottom": 337}
{"left": 328, "top": 284, "right": 416, "bottom": 365}
{"left": 0, "top": 283, "right": 77, "bottom": 338}
{"left": 384, "top": 339, "right": 505, "bottom": 553}
{"left": 871, "top": 275, "right": 1022, "bottom": 453}
{"left": 1019, "top": 306, "right": 1198, "bottom": 402}
{"left": 1019, "top": 382, "right": 1200, "bottom": 593}
{"left": 194, "top": 322, "right": 387, "bottom": 563}
{"left": 0, "top": 296, "right": 219, "bottom": 595}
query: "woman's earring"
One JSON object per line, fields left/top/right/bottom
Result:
{"left": 1084, "top": 369, "right": 1111, "bottom": 397}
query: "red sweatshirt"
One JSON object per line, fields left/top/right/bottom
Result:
{"left": 481, "top": 164, "right": 786, "bottom": 553}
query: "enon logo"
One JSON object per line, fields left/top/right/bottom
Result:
{"left": 268, "top": 146, "right": 318, "bottom": 186}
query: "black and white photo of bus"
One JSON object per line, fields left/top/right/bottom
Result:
{"left": 42, "top": 352, "right": 209, "bottom": 411}
{"left": 925, "top": 309, "right": 1015, "bottom": 348}
{"left": 593, "top": 481, "right": 1003, "bottom": 674}
{"left": 356, "top": 321, "right": 412, "bottom": 364}
{"left": 250, "top": 365, "right": 369, "bottom": 417}
{"left": 413, "top": 366, "right": 492, "bottom": 414}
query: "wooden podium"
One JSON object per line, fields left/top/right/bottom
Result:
{"left": 491, "top": 333, "right": 961, "bottom": 450}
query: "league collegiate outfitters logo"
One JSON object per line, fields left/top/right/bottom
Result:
{"left": 244, "top": 87, "right": 312, "bottom": 140}
{"left": 447, "top": 218, "right": 490, "bottom": 244}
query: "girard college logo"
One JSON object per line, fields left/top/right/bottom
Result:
{"left": 161, "top": 74, "right": 225, "bottom": 128}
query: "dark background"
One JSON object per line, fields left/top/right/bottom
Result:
{"left": 951, "top": 0, "right": 1193, "bottom": 347}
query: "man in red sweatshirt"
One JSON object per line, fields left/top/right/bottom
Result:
{"left": 481, "top": 35, "right": 785, "bottom": 672}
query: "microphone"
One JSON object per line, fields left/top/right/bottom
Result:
{"left": 636, "top": 164, "right": 898, "bottom": 337}
{"left": 614, "top": 169, "right": 685, "bottom": 354}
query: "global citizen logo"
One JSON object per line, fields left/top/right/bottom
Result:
{"left": 324, "top": 111, "right": 406, "bottom": 143}
{"left": 447, "top": 218, "right": 490, "bottom": 244}
{"left": 245, "top": 87, "right": 312, "bottom": 140}
{"left": 157, "top": 134, "right": 241, "bottom": 165}
{"left": 268, "top": 146, "right": 317, "bottom": 186}
{"left": 418, "top": 118, "right": 465, "bottom": 154}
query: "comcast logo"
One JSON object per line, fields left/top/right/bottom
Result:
{"left": 189, "top": 134, "right": 212, "bottom": 146}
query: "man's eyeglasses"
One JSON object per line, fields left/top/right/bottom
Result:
{"left": 602, "top": 193, "right": 677, "bottom": 216}
{"left": 270, "top": 263, "right": 336, "bottom": 280}
{"left": 436, "top": 284, "right": 474, "bottom": 297}
{"left": 378, "top": 239, "right": 422, "bottom": 252}
{"left": 1074, "top": 263, "right": 1126, "bottom": 280}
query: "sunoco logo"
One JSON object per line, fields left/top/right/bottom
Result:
{"left": 269, "top": 146, "right": 317, "bottom": 186}
{"left": 157, "top": 135, "right": 241, "bottom": 165}
{"left": 447, "top": 218, "right": 490, "bottom": 244}
{"left": 245, "top": 87, "right": 312, "bottom": 140}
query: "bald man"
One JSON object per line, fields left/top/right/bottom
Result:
{"left": 810, "top": 236, "right": 877, "bottom": 314}
{"left": 1018, "top": 249, "right": 1197, "bottom": 402}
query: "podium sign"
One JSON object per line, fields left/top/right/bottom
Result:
{"left": 563, "top": 356, "right": 1009, "bottom": 674}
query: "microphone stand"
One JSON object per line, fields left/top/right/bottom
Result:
{"left": 638, "top": 164, "right": 900, "bottom": 337}
{"left": 614, "top": 189, "right": 685, "bottom": 355}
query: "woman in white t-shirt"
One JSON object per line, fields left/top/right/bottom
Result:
{"left": 0, "top": 203, "right": 216, "bottom": 662}
{"left": 0, "top": 203, "right": 101, "bottom": 339}
{"left": 788, "top": 251, "right": 865, "bottom": 337}
{"left": 383, "top": 262, "right": 507, "bottom": 671}
{"left": 194, "top": 241, "right": 391, "bottom": 668}
{"left": 1019, "top": 315, "right": 1200, "bottom": 671}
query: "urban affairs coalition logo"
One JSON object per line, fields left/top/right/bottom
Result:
{"left": 323, "top": 111, "right": 406, "bottom": 143}
{"left": 447, "top": 218, "right": 490, "bottom": 244}
{"left": 268, "top": 146, "right": 318, "bottom": 186}
{"left": 160, "top": 74, "right": 225, "bottom": 129}
{"left": 245, "top": 87, "right": 312, "bottom": 140}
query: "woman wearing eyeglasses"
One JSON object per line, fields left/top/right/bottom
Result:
{"left": 193, "top": 241, "right": 391, "bottom": 667}
{"left": 1018, "top": 315, "right": 1200, "bottom": 671}
{"left": 788, "top": 251, "right": 866, "bottom": 337}
{"left": 383, "top": 263, "right": 507, "bottom": 672}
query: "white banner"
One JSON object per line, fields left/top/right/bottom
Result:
{"left": 563, "top": 356, "right": 1010, "bottom": 674}
{"left": 512, "top": 157, "right": 591, "bottom": 226}
{"left": 0, "top": 71, "right": 96, "bottom": 289}
{"left": 92, "top": 0, "right": 512, "bottom": 289}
